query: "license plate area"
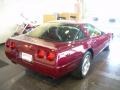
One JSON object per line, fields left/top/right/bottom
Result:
{"left": 21, "top": 52, "right": 32, "bottom": 62}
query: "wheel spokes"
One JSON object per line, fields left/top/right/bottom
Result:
{"left": 82, "top": 55, "right": 91, "bottom": 76}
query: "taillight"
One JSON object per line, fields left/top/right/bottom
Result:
{"left": 6, "top": 41, "right": 16, "bottom": 49}
{"left": 37, "top": 49, "right": 46, "bottom": 58}
{"left": 47, "top": 51, "right": 56, "bottom": 61}
{"left": 37, "top": 49, "right": 56, "bottom": 61}
{"left": 6, "top": 42, "right": 10, "bottom": 48}
{"left": 10, "top": 42, "right": 16, "bottom": 49}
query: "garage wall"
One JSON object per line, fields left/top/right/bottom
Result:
{"left": 84, "top": 0, "right": 120, "bottom": 34}
{"left": 0, "top": 0, "right": 79, "bottom": 43}
{"left": 0, "top": 0, "right": 19, "bottom": 43}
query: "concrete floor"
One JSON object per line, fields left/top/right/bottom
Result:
{"left": 0, "top": 37, "right": 120, "bottom": 90}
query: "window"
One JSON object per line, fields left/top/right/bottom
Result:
{"left": 57, "top": 26, "right": 79, "bottom": 41}
{"left": 75, "top": 31, "right": 84, "bottom": 40}
{"left": 83, "top": 24, "right": 102, "bottom": 37}
{"left": 28, "top": 22, "right": 79, "bottom": 42}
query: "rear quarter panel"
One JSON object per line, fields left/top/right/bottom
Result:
{"left": 56, "top": 39, "right": 91, "bottom": 73}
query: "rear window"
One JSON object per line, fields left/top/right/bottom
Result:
{"left": 28, "top": 22, "right": 79, "bottom": 42}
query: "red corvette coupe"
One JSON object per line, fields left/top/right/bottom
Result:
{"left": 5, "top": 20, "right": 113, "bottom": 79}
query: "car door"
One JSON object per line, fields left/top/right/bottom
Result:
{"left": 91, "top": 25, "right": 109, "bottom": 52}
{"left": 71, "top": 29, "right": 85, "bottom": 60}
{"left": 84, "top": 24, "right": 105, "bottom": 55}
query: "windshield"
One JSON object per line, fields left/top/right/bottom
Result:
{"left": 28, "top": 22, "right": 79, "bottom": 42}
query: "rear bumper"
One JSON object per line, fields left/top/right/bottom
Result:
{"left": 5, "top": 52, "right": 70, "bottom": 79}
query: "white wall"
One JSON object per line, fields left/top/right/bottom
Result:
{"left": 84, "top": 0, "right": 120, "bottom": 35}
{"left": 16, "top": 0, "right": 76, "bottom": 23}
{"left": 0, "top": 0, "right": 19, "bottom": 43}
{"left": 0, "top": 0, "right": 78, "bottom": 43}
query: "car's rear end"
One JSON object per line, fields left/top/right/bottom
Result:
{"left": 5, "top": 21, "right": 84, "bottom": 79}
{"left": 5, "top": 35, "right": 66, "bottom": 79}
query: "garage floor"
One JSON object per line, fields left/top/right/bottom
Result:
{"left": 0, "top": 37, "right": 120, "bottom": 90}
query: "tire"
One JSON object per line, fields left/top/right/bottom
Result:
{"left": 72, "top": 51, "right": 92, "bottom": 79}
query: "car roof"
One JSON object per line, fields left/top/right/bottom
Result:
{"left": 48, "top": 20, "right": 93, "bottom": 26}
{"left": 48, "top": 20, "right": 82, "bottom": 24}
